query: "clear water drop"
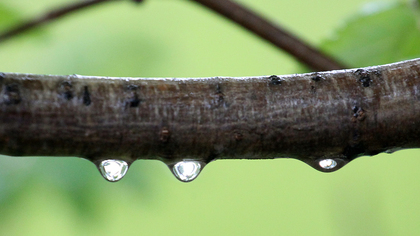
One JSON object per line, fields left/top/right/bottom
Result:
{"left": 319, "top": 159, "right": 337, "bottom": 169}
{"left": 98, "top": 159, "right": 129, "bottom": 182}
{"left": 172, "top": 160, "right": 202, "bottom": 182}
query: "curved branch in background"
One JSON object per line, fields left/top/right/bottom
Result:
{"left": 191, "top": 0, "right": 347, "bottom": 71}
{"left": 0, "top": 58, "right": 419, "bottom": 175}
{"left": 0, "top": 0, "right": 116, "bottom": 43}
{"left": 0, "top": 0, "right": 345, "bottom": 71}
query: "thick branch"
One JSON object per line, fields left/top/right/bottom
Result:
{"left": 1, "top": 59, "right": 419, "bottom": 171}
{"left": 0, "top": 0, "right": 345, "bottom": 71}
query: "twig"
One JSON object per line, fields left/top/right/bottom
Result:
{"left": 191, "top": 0, "right": 347, "bottom": 71}
{"left": 1, "top": 58, "right": 419, "bottom": 172}
{"left": 0, "top": 0, "right": 116, "bottom": 43}
{"left": 0, "top": 0, "right": 345, "bottom": 71}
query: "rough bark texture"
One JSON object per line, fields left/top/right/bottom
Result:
{"left": 1, "top": 58, "right": 420, "bottom": 171}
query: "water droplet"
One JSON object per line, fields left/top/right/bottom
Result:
{"left": 319, "top": 159, "right": 337, "bottom": 169}
{"left": 98, "top": 159, "right": 129, "bottom": 182}
{"left": 172, "top": 161, "right": 202, "bottom": 182}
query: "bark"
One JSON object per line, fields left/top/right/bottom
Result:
{"left": 1, "top": 58, "right": 420, "bottom": 171}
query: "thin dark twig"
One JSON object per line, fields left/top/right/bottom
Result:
{"left": 0, "top": 0, "right": 345, "bottom": 71}
{"left": 0, "top": 0, "right": 117, "bottom": 43}
{"left": 191, "top": 0, "right": 347, "bottom": 71}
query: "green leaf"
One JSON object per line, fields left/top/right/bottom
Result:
{"left": 320, "top": 1, "right": 420, "bottom": 68}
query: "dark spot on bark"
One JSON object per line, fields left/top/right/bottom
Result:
{"left": 0, "top": 73, "right": 5, "bottom": 82}
{"left": 373, "top": 69, "right": 383, "bottom": 83}
{"left": 217, "top": 94, "right": 224, "bottom": 106}
{"left": 352, "top": 106, "right": 359, "bottom": 114}
{"left": 129, "top": 96, "right": 140, "bottom": 107}
{"left": 312, "top": 75, "right": 323, "bottom": 82}
{"left": 352, "top": 106, "right": 366, "bottom": 121}
{"left": 311, "top": 85, "right": 316, "bottom": 93}
{"left": 83, "top": 86, "right": 91, "bottom": 106}
{"left": 352, "top": 106, "right": 358, "bottom": 122}
{"left": 269, "top": 75, "right": 284, "bottom": 85}
{"left": 360, "top": 77, "right": 371, "bottom": 87}
{"left": 216, "top": 84, "right": 224, "bottom": 102}
{"left": 160, "top": 127, "right": 170, "bottom": 143}
{"left": 60, "top": 81, "right": 74, "bottom": 100}
{"left": 357, "top": 109, "right": 366, "bottom": 121}
{"left": 216, "top": 84, "right": 222, "bottom": 94}
{"left": 214, "top": 83, "right": 226, "bottom": 108}
{"left": 355, "top": 69, "right": 372, "bottom": 87}
{"left": 4, "top": 84, "right": 21, "bottom": 105}
{"left": 126, "top": 85, "right": 141, "bottom": 108}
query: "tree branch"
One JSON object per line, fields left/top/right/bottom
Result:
{"left": 0, "top": 0, "right": 116, "bottom": 43}
{"left": 0, "top": 0, "right": 345, "bottom": 71}
{"left": 191, "top": 0, "right": 347, "bottom": 71}
{"left": 1, "top": 58, "right": 419, "bottom": 172}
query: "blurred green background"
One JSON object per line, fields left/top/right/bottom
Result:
{"left": 1, "top": 0, "right": 420, "bottom": 235}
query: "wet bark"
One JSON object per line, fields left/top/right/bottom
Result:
{"left": 1, "top": 58, "right": 420, "bottom": 171}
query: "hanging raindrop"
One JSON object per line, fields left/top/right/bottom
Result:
{"left": 98, "top": 159, "right": 129, "bottom": 182}
{"left": 172, "top": 160, "right": 202, "bottom": 182}
{"left": 318, "top": 159, "right": 337, "bottom": 169}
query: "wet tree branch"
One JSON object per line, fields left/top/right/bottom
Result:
{"left": 1, "top": 58, "right": 419, "bottom": 172}
{"left": 0, "top": 0, "right": 345, "bottom": 71}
